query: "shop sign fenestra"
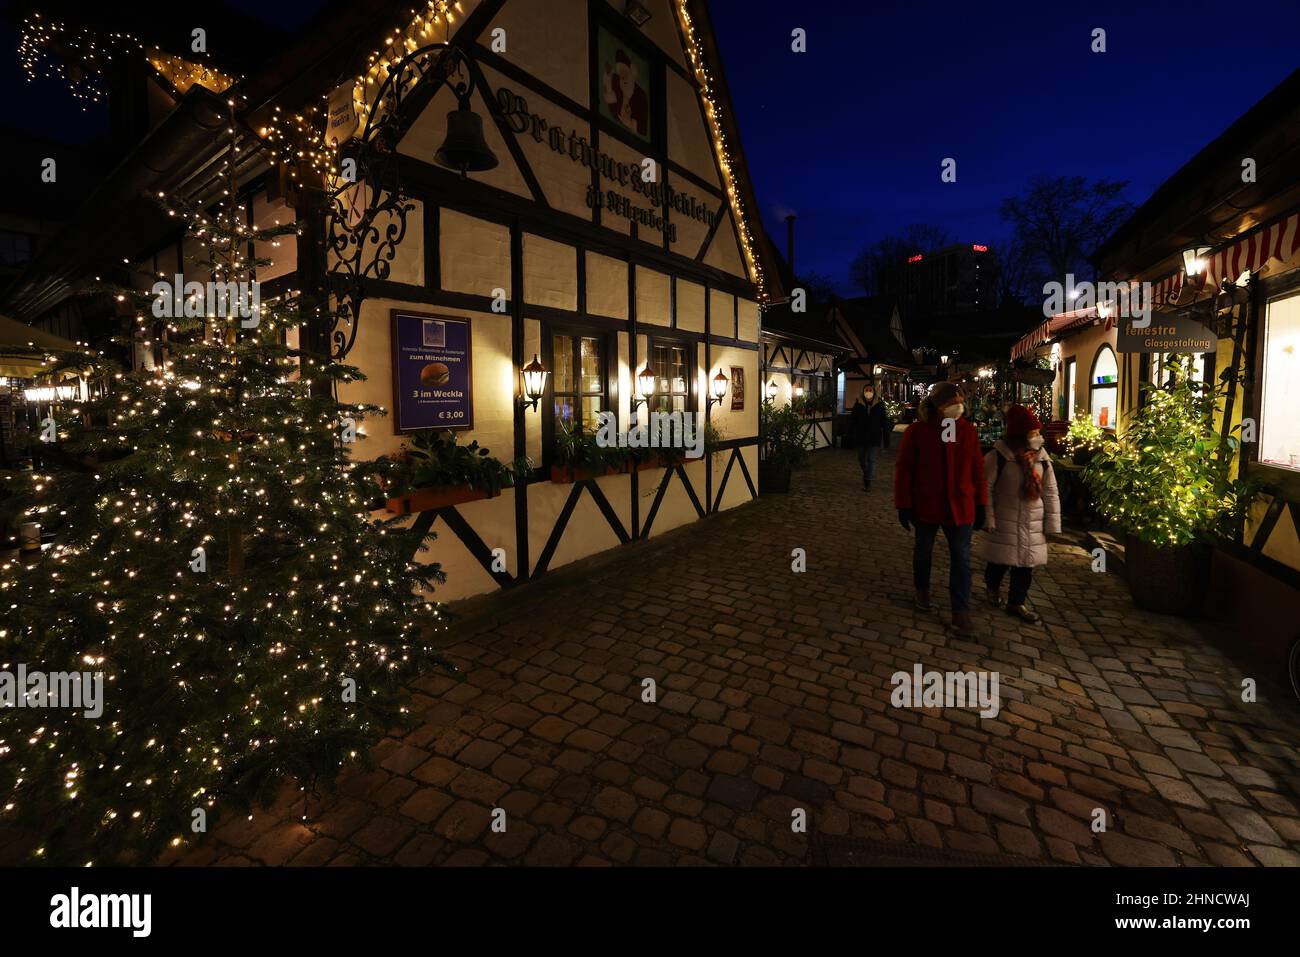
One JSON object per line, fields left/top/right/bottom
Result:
{"left": 1116, "top": 313, "right": 1216, "bottom": 354}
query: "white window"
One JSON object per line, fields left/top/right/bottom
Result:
{"left": 1149, "top": 351, "right": 1206, "bottom": 387}
{"left": 1089, "top": 345, "right": 1118, "bottom": 429}
{"left": 1261, "top": 291, "right": 1300, "bottom": 470}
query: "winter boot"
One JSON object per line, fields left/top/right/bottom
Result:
{"left": 948, "top": 610, "right": 975, "bottom": 637}
{"left": 1007, "top": 604, "right": 1041, "bottom": 624}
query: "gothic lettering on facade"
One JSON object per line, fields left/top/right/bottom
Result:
{"left": 495, "top": 86, "right": 718, "bottom": 237}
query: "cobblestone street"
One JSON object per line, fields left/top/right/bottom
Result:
{"left": 194, "top": 450, "right": 1300, "bottom": 867}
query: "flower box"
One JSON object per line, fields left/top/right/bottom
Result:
{"left": 550, "top": 463, "right": 630, "bottom": 483}
{"left": 385, "top": 484, "right": 500, "bottom": 516}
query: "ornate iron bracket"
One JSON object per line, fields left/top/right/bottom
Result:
{"left": 321, "top": 43, "right": 479, "bottom": 359}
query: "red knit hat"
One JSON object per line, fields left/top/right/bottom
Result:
{"left": 1004, "top": 404, "right": 1041, "bottom": 439}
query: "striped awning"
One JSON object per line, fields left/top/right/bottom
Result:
{"left": 1010, "top": 304, "right": 1107, "bottom": 360}
{"left": 1148, "top": 209, "right": 1300, "bottom": 307}
{"left": 1012, "top": 208, "right": 1300, "bottom": 360}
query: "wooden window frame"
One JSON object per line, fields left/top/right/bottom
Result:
{"left": 542, "top": 325, "right": 615, "bottom": 468}
{"left": 1089, "top": 344, "right": 1119, "bottom": 431}
{"left": 644, "top": 333, "right": 697, "bottom": 419}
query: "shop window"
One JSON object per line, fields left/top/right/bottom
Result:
{"left": 1089, "top": 345, "right": 1118, "bottom": 429}
{"left": 648, "top": 339, "right": 691, "bottom": 415}
{"left": 1261, "top": 291, "right": 1300, "bottom": 470}
{"left": 552, "top": 332, "right": 606, "bottom": 433}
{"left": 1149, "top": 352, "right": 1206, "bottom": 387}
{"left": 1065, "top": 357, "right": 1077, "bottom": 418}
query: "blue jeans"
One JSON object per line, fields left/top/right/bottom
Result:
{"left": 913, "top": 522, "right": 973, "bottom": 612}
{"left": 857, "top": 443, "right": 881, "bottom": 481}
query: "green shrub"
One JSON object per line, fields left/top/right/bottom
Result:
{"left": 1083, "top": 358, "right": 1253, "bottom": 547}
{"left": 400, "top": 430, "right": 528, "bottom": 494}
{"left": 761, "top": 399, "right": 813, "bottom": 471}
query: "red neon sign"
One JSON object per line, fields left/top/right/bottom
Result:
{"left": 971, "top": 244, "right": 988, "bottom": 253}
{"left": 907, "top": 254, "right": 923, "bottom": 263}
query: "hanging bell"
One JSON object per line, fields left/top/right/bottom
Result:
{"left": 434, "top": 102, "right": 499, "bottom": 175}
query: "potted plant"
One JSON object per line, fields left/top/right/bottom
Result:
{"left": 1083, "top": 359, "right": 1253, "bottom": 615}
{"left": 551, "top": 419, "right": 631, "bottom": 482}
{"left": 384, "top": 431, "right": 528, "bottom": 515}
{"left": 759, "top": 399, "right": 811, "bottom": 493}
{"left": 1065, "top": 413, "right": 1109, "bottom": 467}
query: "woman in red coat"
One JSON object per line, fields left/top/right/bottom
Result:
{"left": 893, "top": 381, "right": 988, "bottom": 636}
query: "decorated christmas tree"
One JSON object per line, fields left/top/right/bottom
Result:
{"left": 0, "top": 170, "right": 448, "bottom": 864}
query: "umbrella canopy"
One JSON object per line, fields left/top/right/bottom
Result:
{"left": 0, "top": 313, "right": 80, "bottom": 378}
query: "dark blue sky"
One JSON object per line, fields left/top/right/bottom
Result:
{"left": 6, "top": 0, "right": 1299, "bottom": 296}
{"left": 710, "top": 0, "right": 1300, "bottom": 292}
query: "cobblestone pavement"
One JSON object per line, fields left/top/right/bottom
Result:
{"left": 190, "top": 449, "right": 1300, "bottom": 866}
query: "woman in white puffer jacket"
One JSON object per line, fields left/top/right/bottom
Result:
{"left": 979, "top": 405, "right": 1061, "bottom": 623}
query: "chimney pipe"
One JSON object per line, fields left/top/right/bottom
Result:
{"left": 785, "top": 214, "right": 796, "bottom": 275}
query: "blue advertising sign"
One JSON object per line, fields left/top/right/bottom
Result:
{"left": 391, "top": 311, "right": 474, "bottom": 431}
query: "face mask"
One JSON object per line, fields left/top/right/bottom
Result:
{"left": 864, "top": 392, "right": 874, "bottom": 402}
{"left": 1027, "top": 436, "right": 1044, "bottom": 450}
{"left": 941, "top": 403, "right": 964, "bottom": 419}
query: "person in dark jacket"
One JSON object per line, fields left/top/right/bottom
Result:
{"left": 893, "top": 381, "right": 988, "bottom": 637}
{"left": 848, "top": 383, "right": 891, "bottom": 490}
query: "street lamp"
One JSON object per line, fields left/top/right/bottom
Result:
{"left": 708, "top": 369, "right": 729, "bottom": 410}
{"left": 765, "top": 379, "right": 778, "bottom": 401}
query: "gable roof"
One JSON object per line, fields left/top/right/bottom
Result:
{"left": 831, "top": 296, "right": 912, "bottom": 369}
{"left": 4, "top": 0, "right": 778, "bottom": 322}
{"left": 678, "top": 0, "right": 784, "bottom": 301}
{"left": 1093, "top": 66, "right": 1300, "bottom": 278}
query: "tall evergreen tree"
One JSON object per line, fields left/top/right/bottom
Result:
{"left": 0, "top": 181, "right": 448, "bottom": 864}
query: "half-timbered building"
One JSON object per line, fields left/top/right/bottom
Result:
{"left": 5, "top": 0, "right": 789, "bottom": 603}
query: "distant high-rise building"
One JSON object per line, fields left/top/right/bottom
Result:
{"left": 884, "top": 243, "right": 999, "bottom": 319}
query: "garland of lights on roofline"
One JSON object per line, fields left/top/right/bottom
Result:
{"left": 19, "top": 0, "right": 766, "bottom": 301}
{"left": 18, "top": 12, "right": 236, "bottom": 104}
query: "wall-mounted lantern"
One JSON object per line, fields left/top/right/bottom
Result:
{"left": 765, "top": 379, "right": 778, "bottom": 401}
{"left": 1181, "top": 245, "right": 1212, "bottom": 289}
{"left": 22, "top": 384, "right": 78, "bottom": 404}
{"left": 708, "top": 369, "right": 729, "bottom": 410}
{"left": 872, "top": 365, "right": 883, "bottom": 376}
{"left": 793, "top": 384, "right": 804, "bottom": 398}
{"left": 519, "top": 354, "right": 548, "bottom": 411}
{"left": 633, "top": 365, "right": 656, "bottom": 412}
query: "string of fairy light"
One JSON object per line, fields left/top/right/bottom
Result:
{"left": 1, "top": 99, "right": 445, "bottom": 865}
{"left": 22, "top": 2, "right": 767, "bottom": 300}
{"left": 255, "top": 0, "right": 768, "bottom": 302}
{"left": 256, "top": 0, "right": 461, "bottom": 187}
{"left": 1, "top": 193, "right": 447, "bottom": 861}
{"left": 18, "top": 11, "right": 235, "bottom": 106}
{"left": 675, "top": 0, "right": 767, "bottom": 301}
{"left": 1088, "top": 362, "right": 1240, "bottom": 548}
